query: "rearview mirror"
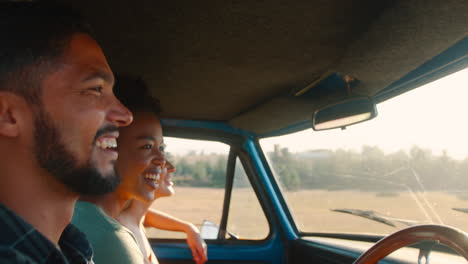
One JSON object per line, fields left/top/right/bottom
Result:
{"left": 312, "top": 97, "right": 377, "bottom": 131}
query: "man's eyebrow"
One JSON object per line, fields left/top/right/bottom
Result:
{"left": 82, "top": 71, "right": 115, "bottom": 86}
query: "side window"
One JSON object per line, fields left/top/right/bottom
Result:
{"left": 146, "top": 137, "right": 270, "bottom": 241}
{"left": 226, "top": 157, "right": 270, "bottom": 240}
{"left": 146, "top": 137, "right": 228, "bottom": 239}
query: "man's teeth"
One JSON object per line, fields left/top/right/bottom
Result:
{"left": 96, "top": 138, "right": 117, "bottom": 149}
{"left": 144, "top": 173, "right": 160, "bottom": 181}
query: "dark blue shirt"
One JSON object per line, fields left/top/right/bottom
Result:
{"left": 0, "top": 203, "right": 94, "bottom": 263}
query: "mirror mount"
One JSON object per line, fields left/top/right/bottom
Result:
{"left": 293, "top": 71, "right": 376, "bottom": 131}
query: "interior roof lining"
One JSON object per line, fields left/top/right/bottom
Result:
{"left": 229, "top": 0, "right": 468, "bottom": 134}
{"left": 67, "top": 0, "right": 468, "bottom": 135}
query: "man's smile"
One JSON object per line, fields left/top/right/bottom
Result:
{"left": 94, "top": 132, "right": 119, "bottom": 160}
{"left": 95, "top": 136, "right": 118, "bottom": 150}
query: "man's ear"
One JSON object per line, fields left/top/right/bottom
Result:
{"left": 0, "top": 92, "right": 22, "bottom": 137}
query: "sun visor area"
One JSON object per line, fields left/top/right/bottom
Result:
{"left": 230, "top": 0, "right": 468, "bottom": 135}
{"left": 229, "top": 94, "right": 343, "bottom": 136}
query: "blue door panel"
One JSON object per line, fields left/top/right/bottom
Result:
{"left": 153, "top": 233, "right": 285, "bottom": 264}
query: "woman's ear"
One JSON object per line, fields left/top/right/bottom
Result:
{"left": 0, "top": 92, "right": 22, "bottom": 137}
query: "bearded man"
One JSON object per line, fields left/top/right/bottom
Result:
{"left": 0, "top": 2, "right": 132, "bottom": 263}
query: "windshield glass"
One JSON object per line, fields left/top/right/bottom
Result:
{"left": 260, "top": 68, "right": 468, "bottom": 235}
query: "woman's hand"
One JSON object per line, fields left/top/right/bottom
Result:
{"left": 185, "top": 224, "right": 208, "bottom": 264}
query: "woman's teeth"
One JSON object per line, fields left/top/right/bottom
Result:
{"left": 144, "top": 173, "right": 160, "bottom": 189}
{"left": 96, "top": 138, "right": 117, "bottom": 149}
{"left": 144, "top": 173, "right": 160, "bottom": 181}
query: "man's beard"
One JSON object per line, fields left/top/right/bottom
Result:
{"left": 32, "top": 107, "right": 120, "bottom": 195}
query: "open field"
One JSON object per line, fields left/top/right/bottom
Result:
{"left": 147, "top": 187, "right": 468, "bottom": 239}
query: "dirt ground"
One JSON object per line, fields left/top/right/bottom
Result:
{"left": 146, "top": 187, "right": 468, "bottom": 239}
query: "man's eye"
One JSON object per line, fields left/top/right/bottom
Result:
{"left": 90, "top": 86, "right": 103, "bottom": 93}
{"left": 81, "top": 86, "right": 103, "bottom": 96}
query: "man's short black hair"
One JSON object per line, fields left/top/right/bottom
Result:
{"left": 114, "top": 74, "right": 162, "bottom": 116}
{"left": 0, "top": 1, "right": 91, "bottom": 103}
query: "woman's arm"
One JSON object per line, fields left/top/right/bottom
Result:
{"left": 144, "top": 209, "right": 207, "bottom": 264}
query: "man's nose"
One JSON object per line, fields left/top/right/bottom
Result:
{"left": 107, "top": 97, "right": 133, "bottom": 127}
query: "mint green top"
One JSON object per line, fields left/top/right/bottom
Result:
{"left": 72, "top": 201, "right": 144, "bottom": 264}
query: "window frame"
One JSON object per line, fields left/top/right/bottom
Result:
{"left": 149, "top": 126, "right": 276, "bottom": 244}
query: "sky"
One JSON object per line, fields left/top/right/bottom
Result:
{"left": 166, "top": 67, "right": 468, "bottom": 159}
{"left": 165, "top": 137, "right": 230, "bottom": 156}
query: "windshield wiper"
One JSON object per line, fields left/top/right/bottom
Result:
{"left": 452, "top": 208, "right": 468, "bottom": 214}
{"left": 331, "top": 208, "right": 418, "bottom": 227}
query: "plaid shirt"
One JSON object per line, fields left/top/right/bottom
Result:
{"left": 0, "top": 203, "right": 94, "bottom": 264}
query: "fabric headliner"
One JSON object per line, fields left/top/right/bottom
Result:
{"left": 65, "top": 0, "right": 468, "bottom": 134}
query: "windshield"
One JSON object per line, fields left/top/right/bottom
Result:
{"left": 260, "top": 68, "right": 468, "bottom": 236}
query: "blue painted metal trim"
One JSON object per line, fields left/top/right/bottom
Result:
{"left": 305, "top": 240, "right": 362, "bottom": 260}
{"left": 244, "top": 139, "right": 298, "bottom": 241}
{"left": 157, "top": 119, "right": 290, "bottom": 264}
{"left": 152, "top": 137, "right": 288, "bottom": 263}
{"left": 376, "top": 36, "right": 468, "bottom": 101}
{"left": 305, "top": 240, "right": 401, "bottom": 264}
{"left": 161, "top": 118, "right": 257, "bottom": 139}
{"left": 154, "top": 234, "right": 285, "bottom": 264}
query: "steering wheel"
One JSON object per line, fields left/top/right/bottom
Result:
{"left": 353, "top": 225, "right": 468, "bottom": 264}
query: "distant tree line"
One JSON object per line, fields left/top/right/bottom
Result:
{"left": 269, "top": 144, "right": 468, "bottom": 192}
{"left": 170, "top": 153, "right": 227, "bottom": 188}
{"left": 169, "top": 145, "right": 468, "bottom": 192}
